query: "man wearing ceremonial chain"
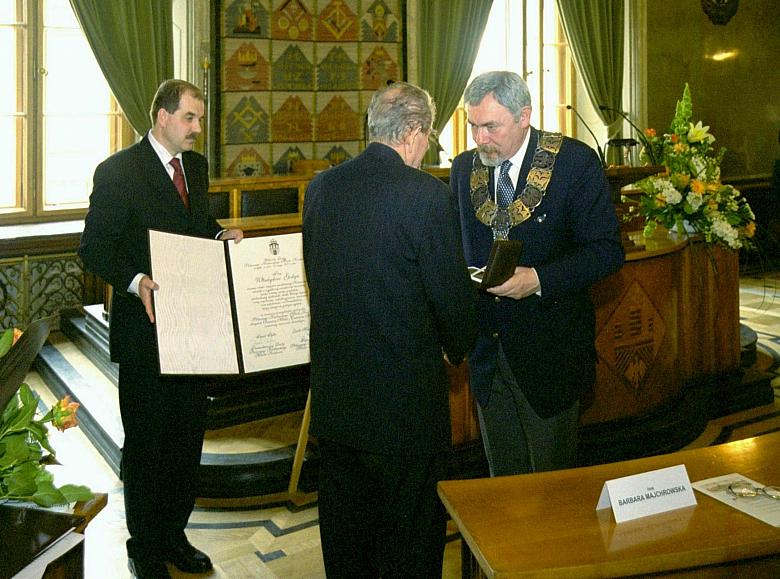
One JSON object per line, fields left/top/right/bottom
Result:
{"left": 450, "top": 70, "right": 624, "bottom": 476}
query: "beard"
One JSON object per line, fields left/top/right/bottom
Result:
{"left": 477, "top": 145, "right": 505, "bottom": 167}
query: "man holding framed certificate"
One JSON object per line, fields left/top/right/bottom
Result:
{"left": 79, "top": 79, "right": 242, "bottom": 579}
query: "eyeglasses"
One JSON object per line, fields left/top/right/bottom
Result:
{"left": 727, "top": 481, "right": 780, "bottom": 500}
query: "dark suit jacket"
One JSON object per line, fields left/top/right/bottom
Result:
{"left": 303, "top": 143, "right": 477, "bottom": 455}
{"left": 450, "top": 128, "right": 624, "bottom": 418}
{"left": 78, "top": 136, "right": 221, "bottom": 366}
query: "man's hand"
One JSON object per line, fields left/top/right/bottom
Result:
{"left": 487, "top": 266, "right": 540, "bottom": 300}
{"left": 139, "top": 275, "right": 159, "bottom": 323}
{"left": 219, "top": 229, "right": 244, "bottom": 243}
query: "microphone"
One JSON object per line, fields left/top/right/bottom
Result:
{"left": 567, "top": 105, "right": 605, "bottom": 167}
{"left": 598, "top": 105, "right": 659, "bottom": 165}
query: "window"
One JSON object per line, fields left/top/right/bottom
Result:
{"left": 437, "top": 0, "right": 575, "bottom": 163}
{"left": 0, "top": 0, "right": 121, "bottom": 223}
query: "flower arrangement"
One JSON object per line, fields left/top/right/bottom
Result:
{"left": 624, "top": 84, "right": 756, "bottom": 250}
{"left": 0, "top": 322, "right": 93, "bottom": 507}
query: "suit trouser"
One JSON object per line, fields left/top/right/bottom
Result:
{"left": 477, "top": 345, "right": 579, "bottom": 477}
{"left": 317, "top": 438, "right": 448, "bottom": 578}
{"left": 118, "top": 361, "right": 208, "bottom": 559}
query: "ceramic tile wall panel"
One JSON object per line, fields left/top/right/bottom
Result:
{"left": 217, "top": 0, "right": 403, "bottom": 178}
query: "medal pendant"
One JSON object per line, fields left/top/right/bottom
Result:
{"left": 492, "top": 208, "right": 512, "bottom": 232}
{"left": 508, "top": 201, "right": 531, "bottom": 224}
{"left": 476, "top": 200, "right": 497, "bottom": 226}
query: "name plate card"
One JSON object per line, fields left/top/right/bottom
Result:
{"left": 596, "top": 464, "right": 697, "bottom": 523}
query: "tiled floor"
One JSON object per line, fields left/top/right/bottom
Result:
{"left": 23, "top": 271, "right": 780, "bottom": 578}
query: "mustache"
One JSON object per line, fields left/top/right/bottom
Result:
{"left": 477, "top": 145, "right": 502, "bottom": 167}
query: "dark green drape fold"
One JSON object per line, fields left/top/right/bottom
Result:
{"left": 416, "top": 0, "right": 493, "bottom": 164}
{"left": 555, "top": 0, "right": 624, "bottom": 139}
{"left": 69, "top": 0, "right": 174, "bottom": 136}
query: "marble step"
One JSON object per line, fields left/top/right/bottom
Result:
{"left": 35, "top": 334, "right": 123, "bottom": 473}
{"left": 35, "top": 330, "right": 319, "bottom": 498}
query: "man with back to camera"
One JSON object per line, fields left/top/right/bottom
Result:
{"left": 449, "top": 70, "right": 624, "bottom": 477}
{"left": 303, "top": 81, "right": 477, "bottom": 577}
{"left": 79, "top": 79, "right": 242, "bottom": 578}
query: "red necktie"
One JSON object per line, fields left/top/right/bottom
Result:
{"left": 169, "top": 157, "right": 189, "bottom": 210}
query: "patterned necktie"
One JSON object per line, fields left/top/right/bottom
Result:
{"left": 497, "top": 160, "right": 514, "bottom": 208}
{"left": 169, "top": 157, "right": 189, "bottom": 210}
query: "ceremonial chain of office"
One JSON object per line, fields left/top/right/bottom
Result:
{"left": 470, "top": 131, "right": 563, "bottom": 238}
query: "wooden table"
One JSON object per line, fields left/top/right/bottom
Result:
{"left": 0, "top": 493, "right": 107, "bottom": 578}
{"left": 438, "top": 433, "right": 780, "bottom": 578}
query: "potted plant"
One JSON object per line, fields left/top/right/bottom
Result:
{"left": 0, "top": 317, "right": 92, "bottom": 507}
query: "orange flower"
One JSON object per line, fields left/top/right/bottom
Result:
{"left": 690, "top": 179, "right": 706, "bottom": 194}
{"left": 645, "top": 128, "right": 656, "bottom": 138}
{"left": 52, "top": 395, "right": 80, "bottom": 432}
{"left": 12, "top": 328, "right": 22, "bottom": 345}
{"left": 670, "top": 134, "right": 679, "bottom": 143}
{"left": 745, "top": 222, "right": 756, "bottom": 238}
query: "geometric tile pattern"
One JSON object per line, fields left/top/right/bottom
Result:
{"left": 361, "top": 0, "right": 399, "bottom": 41}
{"left": 225, "top": 146, "right": 272, "bottom": 177}
{"left": 318, "top": 0, "right": 358, "bottom": 41}
{"left": 317, "top": 46, "right": 359, "bottom": 90}
{"left": 225, "top": 94, "right": 270, "bottom": 144}
{"left": 224, "top": 40, "right": 270, "bottom": 91}
{"left": 316, "top": 94, "right": 361, "bottom": 141}
{"left": 319, "top": 143, "right": 356, "bottom": 167}
{"left": 217, "top": 0, "right": 402, "bottom": 178}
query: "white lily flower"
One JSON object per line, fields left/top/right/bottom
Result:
{"left": 687, "top": 121, "right": 715, "bottom": 144}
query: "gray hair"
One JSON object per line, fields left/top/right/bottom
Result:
{"left": 367, "top": 82, "right": 436, "bottom": 146}
{"left": 464, "top": 71, "right": 531, "bottom": 121}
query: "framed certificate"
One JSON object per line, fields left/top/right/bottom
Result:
{"left": 148, "top": 230, "right": 310, "bottom": 375}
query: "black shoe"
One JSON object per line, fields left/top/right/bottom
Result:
{"left": 162, "top": 540, "right": 213, "bottom": 573}
{"left": 127, "top": 556, "right": 171, "bottom": 578}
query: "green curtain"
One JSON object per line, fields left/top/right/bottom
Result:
{"left": 69, "top": 0, "right": 174, "bottom": 136}
{"left": 555, "top": 0, "right": 624, "bottom": 139}
{"left": 416, "top": 0, "right": 493, "bottom": 165}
